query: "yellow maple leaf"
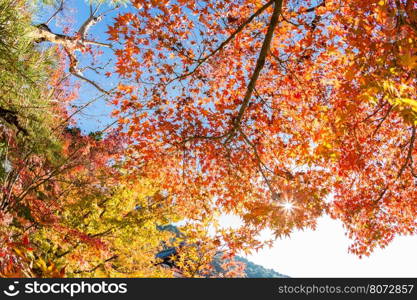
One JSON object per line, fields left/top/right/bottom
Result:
{"left": 399, "top": 53, "right": 417, "bottom": 69}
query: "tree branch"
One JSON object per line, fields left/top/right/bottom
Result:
{"left": 31, "top": 5, "right": 115, "bottom": 95}
{"left": 71, "top": 72, "right": 111, "bottom": 95}
{"left": 225, "top": 0, "right": 283, "bottom": 142}
{"left": 170, "top": 0, "right": 275, "bottom": 83}
{"left": 374, "top": 125, "right": 416, "bottom": 203}
{"left": 179, "top": 0, "right": 284, "bottom": 146}
{"left": 73, "top": 255, "right": 118, "bottom": 274}
{"left": 0, "top": 107, "right": 28, "bottom": 135}
{"left": 45, "top": 0, "right": 64, "bottom": 25}
{"left": 397, "top": 125, "right": 416, "bottom": 179}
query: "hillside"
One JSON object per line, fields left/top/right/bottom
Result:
{"left": 235, "top": 256, "right": 288, "bottom": 278}
{"left": 156, "top": 225, "right": 287, "bottom": 277}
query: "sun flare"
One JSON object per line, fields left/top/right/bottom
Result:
{"left": 281, "top": 201, "right": 295, "bottom": 213}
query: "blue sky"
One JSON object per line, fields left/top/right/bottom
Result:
{"left": 38, "top": 0, "right": 417, "bottom": 277}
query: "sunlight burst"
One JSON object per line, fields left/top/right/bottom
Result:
{"left": 281, "top": 201, "right": 295, "bottom": 213}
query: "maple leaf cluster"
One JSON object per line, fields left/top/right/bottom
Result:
{"left": 3, "top": 0, "right": 417, "bottom": 279}
{"left": 110, "top": 0, "right": 417, "bottom": 256}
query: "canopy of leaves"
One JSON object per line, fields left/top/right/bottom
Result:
{"left": 0, "top": 0, "right": 210, "bottom": 278}
{"left": 110, "top": 0, "right": 417, "bottom": 256}
{"left": 3, "top": 0, "right": 417, "bottom": 279}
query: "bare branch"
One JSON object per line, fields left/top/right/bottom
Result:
{"left": 78, "top": 4, "right": 119, "bottom": 39}
{"left": 31, "top": 4, "right": 117, "bottom": 95}
{"left": 45, "top": 0, "right": 64, "bottom": 25}
{"left": 78, "top": 15, "right": 104, "bottom": 40}
{"left": 71, "top": 72, "right": 112, "bottom": 95}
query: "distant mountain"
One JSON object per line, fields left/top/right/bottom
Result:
{"left": 156, "top": 225, "right": 288, "bottom": 278}
{"left": 210, "top": 253, "right": 288, "bottom": 278}
{"left": 235, "top": 256, "right": 288, "bottom": 278}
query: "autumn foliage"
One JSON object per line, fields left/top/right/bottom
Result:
{"left": 1, "top": 0, "right": 417, "bottom": 278}
{"left": 110, "top": 0, "right": 417, "bottom": 257}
